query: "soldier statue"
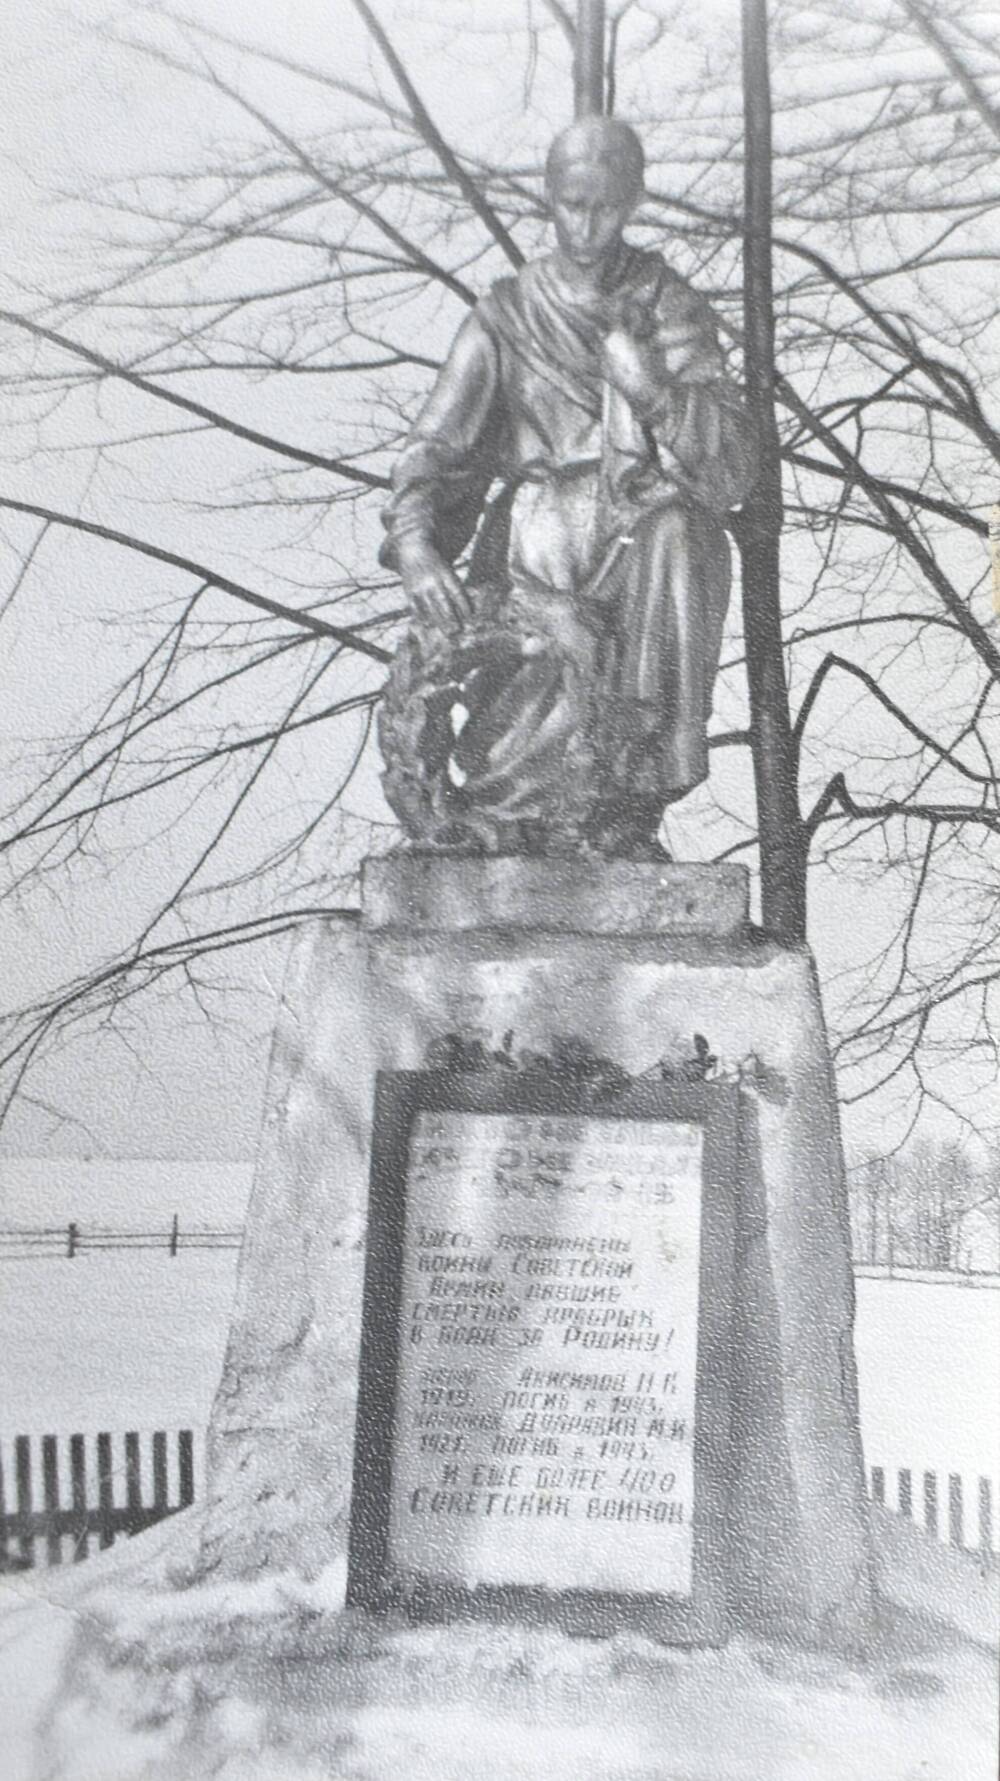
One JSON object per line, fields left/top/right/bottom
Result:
{"left": 378, "top": 116, "right": 756, "bottom": 856}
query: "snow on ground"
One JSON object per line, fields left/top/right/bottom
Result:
{"left": 0, "top": 1159, "right": 252, "bottom": 1230}
{"left": 3, "top": 1255, "right": 996, "bottom": 1493}
{"left": 1, "top": 1223, "right": 997, "bottom": 1777}
{"left": 0, "top": 1507, "right": 996, "bottom": 1781}
{"left": 853, "top": 1277, "right": 999, "bottom": 1491}
{"left": 1, "top": 1251, "right": 238, "bottom": 1435}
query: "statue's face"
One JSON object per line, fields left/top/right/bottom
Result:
{"left": 547, "top": 159, "right": 637, "bottom": 272}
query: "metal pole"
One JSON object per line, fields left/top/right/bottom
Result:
{"left": 574, "top": 0, "right": 606, "bottom": 116}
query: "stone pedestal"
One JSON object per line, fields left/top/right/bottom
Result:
{"left": 201, "top": 855, "right": 875, "bottom": 1644}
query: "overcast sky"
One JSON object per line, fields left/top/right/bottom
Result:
{"left": 0, "top": 0, "right": 993, "bottom": 1179}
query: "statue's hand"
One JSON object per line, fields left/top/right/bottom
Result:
{"left": 397, "top": 539, "right": 473, "bottom": 635}
{"left": 657, "top": 320, "right": 723, "bottom": 383}
{"left": 603, "top": 327, "right": 662, "bottom": 409}
{"left": 604, "top": 322, "right": 721, "bottom": 416}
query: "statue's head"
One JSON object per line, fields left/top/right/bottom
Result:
{"left": 545, "top": 118, "right": 645, "bottom": 273}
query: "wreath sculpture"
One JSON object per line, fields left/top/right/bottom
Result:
{"left": 378, "top": 604, "right": 607, "bottom": 854}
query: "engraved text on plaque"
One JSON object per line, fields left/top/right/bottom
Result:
{"left": 349, "top": 1075, "right": 737, "bottom": 1640}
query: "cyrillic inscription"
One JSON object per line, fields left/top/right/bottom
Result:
{"left": 389, "top": 1111, "right": 703, "bottom": 1596}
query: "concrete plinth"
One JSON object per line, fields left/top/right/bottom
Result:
{"left": 361, "top": 854, "right": 750, "bottom": 937}
{"left": 201, "top": 855, "right": 875, "bottom": 1644}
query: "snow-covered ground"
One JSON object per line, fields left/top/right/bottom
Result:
{"left": 1, "top": 1234, "right": 997, "bottom": 1780}
{"left": 0, "top": 1506, "right": 997, "bottom": 1781}
{"left": 1, "top": 1251, "right": 237, "bottom": 1435}
{"left": 3, "top": 1250, "right": 996, "bottom": 1498}
{"left": 854, "top": 1275, "right": 1000, "bottom": 1534}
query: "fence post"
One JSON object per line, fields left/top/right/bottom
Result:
{"left": 948, "top": 1474, "right": 963, "bottom": 1548}
{"left": 70, "top": 1434, "right": 88, "bottom": 1562}
{"left": 125, "top": 1432, "right": 142, "bottom": 1534}
{"left": 979, "top": 1477, "right": 994, "bottom": 1554}
{"left": 96, "top": 1433, "right": 114, "bottom": 1549}
{"left": 67, "top": 1221, "right": 78, "bottom": 1259}
{"left": 152, "top": 1431, "right": 168, "bottom": 1512}
{"left": 3, "top": 1427, "right": 201, "bottom": 1571}
{"left": 898, "top": 1468, "right": 912, "bottom": 1519}
{"left": 15, "top": 1437, "right": 34, "bottom": 1569}
{"left": 870, "top": 1466, "right": 885, "bottom": 1505}
{"left": 0, "top": 1444, "right": 8, "bottom": 1570}
{"left": 169, "top": 1213, "right": 179, "bottom": 1258}
{"left": 178, "top": 1430, "right": 195, "bottom": 1508}
{"left": 42, "top": 1435, "right": 61, "bottom": 1566}
{"left": 923, "top": 1471, "right": 938, "bottom": 1538}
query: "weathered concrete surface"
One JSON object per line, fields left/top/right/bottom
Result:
{"left": 362, "top": 853, "right": 749, "bottom": 937}
{"left": 202, "top": 859, "right": 874, "bottom": 1644}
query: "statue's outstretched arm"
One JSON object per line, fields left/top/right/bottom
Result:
{"left": 381, "top": 313, "right": 499, "bottom": 567}
{"left": 380, "top": 311, "right": 502, "bottom": 634}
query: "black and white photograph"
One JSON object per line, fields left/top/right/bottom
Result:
{"left": 0, "top": 2, "right": 997, "bottom": 1776}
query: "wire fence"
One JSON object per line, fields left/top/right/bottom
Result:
{"left": 0, "top": 1218, "right": 242, "bottom": 1259}
{"left": 4, "top": 1223, "right": 998, "bottom": 1281}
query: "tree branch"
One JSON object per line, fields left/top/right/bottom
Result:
{"left": 785, "top": 450, "right": 988, "bottom": 538}
{"left": 202, "top": 66, "right": 477, "bottom": 307}
{"left": 349, "top": 0, "right": 524, "bottom": 268}
{"left": 776, "top": 376, "right": 1000, "bottom": 680}
{"left": 793, "top": 653, "right": 995, "bottom": 785}
{"left": 774, "top": 235, "right": 1000, "bottom": 464}
{"left": 0, "top": 499, "right": 393, "bottom": 661}
{"left": 900, "top": 0, "right": 1000, "bottom": 143}
{"left": 806, "top": 773, "right": 1000, "bottom": 837}
{"left": 0, "top": 308, "right": 388, "bottom": 491}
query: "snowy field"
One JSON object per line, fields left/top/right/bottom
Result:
{"left": 1, "top": 1251, "right": 238, "bottom": 1437}
{"left": 2, "top": 1247, "right": 997, "bottom": 1530}
{"left": 854, "top": 1275, "right": 999, "bottom": 1523}
{"left": 1, "top": 1234, "right": 997, "bottom": 1781}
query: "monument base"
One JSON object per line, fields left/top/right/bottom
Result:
{"left": 201, "top": 855, "right": 875, "bottom": 1646}
{"left": 3, "top": 1512, "right": 995, "bottom": 1781}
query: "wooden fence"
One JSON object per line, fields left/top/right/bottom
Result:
{"left": 0, "top": 1429, "right": 197, "bottom": 1571}
{"left": 0, "top": 1220, "right": 241, "bottom": 1259}
{"left": 2, "top": 1432, "right": 993, "bottom": 1574}
{"left": 869, "top": 1464, "right": 997, "bottom": 1555}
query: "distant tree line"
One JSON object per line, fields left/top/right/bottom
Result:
{"left": 849, "top": 1141, "right": 1000, "bottom": 1272}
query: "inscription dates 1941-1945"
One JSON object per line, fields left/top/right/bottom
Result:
{"left": 348, "top": 1070, "right": 739, "bottom": 1645}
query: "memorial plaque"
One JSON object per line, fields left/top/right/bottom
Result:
{"left": 348, "top": 1072, "right": 737, "bottom": 1642}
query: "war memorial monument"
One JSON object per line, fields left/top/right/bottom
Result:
{"left": 200, "top": 107, "right": 877, "bottom": 1648}
{"left": 3, "top": 10, "right": 996, "bottom": 1777}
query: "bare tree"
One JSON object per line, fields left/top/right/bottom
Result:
{"left": 0, "top": 0, "right": 996, "bottom": 1143}
{"left": 849, "top": 1138, "right": 1000, "bottom": 1271}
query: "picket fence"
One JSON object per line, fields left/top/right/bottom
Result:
{"left": 868, "top": 1463, "right": 996, "bottom": 1554}
{"left": 0, "top": 1429, "right": 198, "bottom": 1571}
{"left": 2, "top": 1427, "right": 995, "bottom": 1574}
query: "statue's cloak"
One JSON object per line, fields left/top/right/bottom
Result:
{"left": 381, "top": 245, "right": 754, "bottom": 574}
{"left": 379, "top": 244, "right": 757, "bottom": 848}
